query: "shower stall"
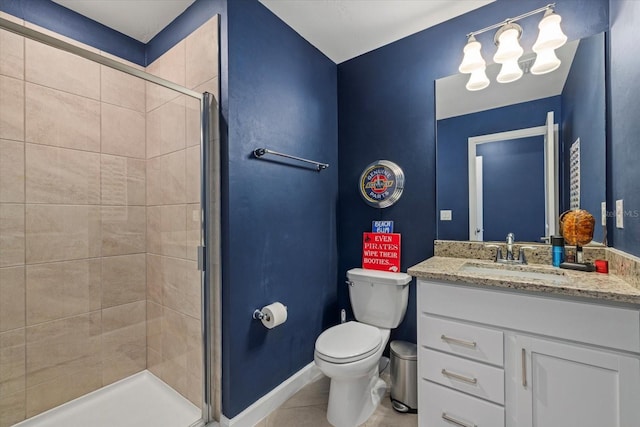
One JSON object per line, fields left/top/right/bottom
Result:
{"left": 0, "top": 12, "right": 220, "bottom": 427}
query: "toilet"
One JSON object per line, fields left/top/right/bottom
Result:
{"left": 314, "top": 268, "right": 412, "bottom": 427}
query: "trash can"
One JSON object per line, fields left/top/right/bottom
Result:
{"left": 390, "top": 340, "right": 418, "bottom": 413}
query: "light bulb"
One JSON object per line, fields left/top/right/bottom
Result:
{"left": 533, "top": 9, "right": 567, "bottom": 52}
{"left": 459, "top": 35, "right": 486, "bottom": 74}
{"left": 531, "top": 48, "right": 561, "bottom": 75}
{"left": 496, "top": 59, "right": 523, "bottom": 83}
{"left": 466, "top": 68, "right": 490, "bottom": 91}
{"left": 493, "top": 23, "right": 523, "bottom": 64}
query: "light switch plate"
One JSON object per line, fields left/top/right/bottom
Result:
{"left": 616, "top": 199, "right": 624, "bottom": 228}
{"left": 601, "top": 201, "right": 607, "bottom": 226}
{"left": 440, "top": 210, "right": 452, "bottom": 221}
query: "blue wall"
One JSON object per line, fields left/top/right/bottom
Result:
{"left": 609, "top": 0, "right": 640, "bottom": 256}
{"left": 436, "top": 96, "right": 561, "bottom": 241}
{"left": 222, "top": 0, "right": 338, "bottom": 417}
{"left": 337, "top": 0, "right": 609, "bottom": 345}
{"left": 477, "top": 137, "right": 545, "bottom": 242}
{"left": 561, "top": 32, "right": 606, "bottom": 243}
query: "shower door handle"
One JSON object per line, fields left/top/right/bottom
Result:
{"left": 198, "top": 246, "right": 206, "bottom": 271}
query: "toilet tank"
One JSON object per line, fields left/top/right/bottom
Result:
{"left": 346, "top": 268, "right": 412, "bottom": 329}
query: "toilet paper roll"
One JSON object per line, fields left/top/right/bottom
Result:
{"left": 261, "top": 302, "right": 287, "bottom": 329}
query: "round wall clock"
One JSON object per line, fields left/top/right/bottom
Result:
{"left": 359, "top": 160, "right": 405, "bottom": 208}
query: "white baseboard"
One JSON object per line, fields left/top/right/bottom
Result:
{"left": 219, "top": 362, "right": 323, "bottom": 427}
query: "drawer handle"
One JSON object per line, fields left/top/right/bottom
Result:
{"left": 522, "top": 348, "right": 527, "bottom": 388}
{"left": 442, "top": 412, "right": 477, "bottom": 427}
{"left": 441, "top": 334, "right": 477, "bottom": 348}
{"left": 441, "top": 368, "right": 478, "bottom": 385}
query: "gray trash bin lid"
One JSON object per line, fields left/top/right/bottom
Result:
{"left": 390, "top": 340, "right": 417, "bottom": 361}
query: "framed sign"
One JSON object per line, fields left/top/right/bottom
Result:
{"left": 362, "top": 232, "right": 401, "bottom": 272}
{"left": 359, "top": 160, "right": 405, "bottom": 208}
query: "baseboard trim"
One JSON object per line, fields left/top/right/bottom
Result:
{"left": 219, "top": 362, "right": 323, "bottom": 427}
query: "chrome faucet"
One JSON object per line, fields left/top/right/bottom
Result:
{"left": 486, "top": 232, "right": 534, "bottom": 265}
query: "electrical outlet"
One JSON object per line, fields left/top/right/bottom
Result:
{"left": 601, "top": 201, "right": 607, "bottom": 226}
{"left": 616, "top": 199, "right": 624, "bottom": 229}
{"left": 440, "top": 210, "right": 452, "bottom": 221}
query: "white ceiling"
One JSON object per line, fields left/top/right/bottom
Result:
{"left": 258, "top": 0, "right": 494, "bottom": 63}
{"left": 53, "top": 0, "right": 494, "bottom": 62}
{"left": 52, "top": 0, "right": 196, "bottom": 43}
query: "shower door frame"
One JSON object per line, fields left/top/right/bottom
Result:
{"left": 0, "top": 15, "right": 221, "bottom": 427}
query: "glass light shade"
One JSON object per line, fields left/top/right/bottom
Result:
{"left": 493, "top": 25, "right": 524, "bottom": 64}
{"left": 531, "top": 48, "right": 561, "bottom": 75}
{"left": 466, "top": 68, "right": 490, "bottom": 91}
{"left": 496, "top": 58, "right": 523, "bottom": 83}
{"left": 533, "top": 10, "right": 567, "bottom": 52}
{"left": 459, "top": 36, "right": 486, "bottom": 74}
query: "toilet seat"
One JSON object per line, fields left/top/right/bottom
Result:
{"left": 315, "top": 321, "right": 382, "bottom": 364}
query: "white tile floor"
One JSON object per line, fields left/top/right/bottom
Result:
{"left": 255, "top": 370, "right": 418, "bottom": 427}
{"left": 13, "top": 371, "right": 201, "bottom": 427}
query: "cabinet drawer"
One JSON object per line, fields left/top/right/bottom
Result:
{"left": 420, "top": 348, "right": 504, "bottom": 405}
{"left": 420, "top": 379, "right": 504, "bottom": 427}
{"left": 421, "top": 314, "right": 504, "bottom": 366}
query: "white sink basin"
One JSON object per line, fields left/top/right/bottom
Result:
{"left": 460, "top": 263, "right": 569, "bottom": 285}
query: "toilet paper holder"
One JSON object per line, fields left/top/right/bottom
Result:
{"left": 253, "top": 309, "right": 271, "bottom": 322}
{"left": 253, "top": 302, "right": 288, "bottom": 329}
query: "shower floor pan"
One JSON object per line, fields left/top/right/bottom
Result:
{"left": 14, "top": 371, "right": 201, "bottom": 427}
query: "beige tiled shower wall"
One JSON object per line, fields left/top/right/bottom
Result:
{"left": 144, "top": 17, "right": 219, "bottom": 409}
{"left": 0, "top": 12, "right": 218, "bottom": 426}
{"left": 0, "top": 16, "right": 146, "bottom": 426}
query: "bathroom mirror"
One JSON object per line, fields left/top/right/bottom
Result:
{"left": 435, "top": 32, "right": 606, "bottom": 243}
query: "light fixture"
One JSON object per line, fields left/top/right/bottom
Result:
{"left": 497, "top": 58, "right": 523, "bottom": 83}
{"left": 533, "top": 9, "right": 567, "bottom": 52}
{"left": 493, "top": 23, "right": 523, "bottom": 64}
{"left": 466, "top": 68, "right": 490, "bottom": 91}
{"left": 458, "top": 3, "right": 567, "bottom": 90}
{"left": 531, "top": 48, "right": 561, "bottom": 74}
{"left": 531, "top": 8, "right": 567, "bottom": 75}
{"left": 459, "top": 35, "right": 486, "bottom": 73}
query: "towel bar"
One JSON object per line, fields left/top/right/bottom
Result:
{"left": 253, "top": 148, "right": 329, "bottom": 171}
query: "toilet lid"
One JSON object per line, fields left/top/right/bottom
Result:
{"left": 315, "top": 322, "right": 382, "bottom": 364}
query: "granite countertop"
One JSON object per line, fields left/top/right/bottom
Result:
{"left": 408, "top": 256, "right": 640, "bottom": 305}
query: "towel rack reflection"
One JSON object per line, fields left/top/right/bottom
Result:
{"left": 253, "top": 148, "right": 329, "bottom": 172}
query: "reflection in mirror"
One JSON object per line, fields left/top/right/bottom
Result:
{"left": 466, "top": 113, "right": 557, "bottom": 242}
{"left": 436, "top": 32, "right": 605, "bottom": 244}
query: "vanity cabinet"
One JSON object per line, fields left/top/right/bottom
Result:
{"left": 417, "top": 279, "right": 640, "bottom": 427}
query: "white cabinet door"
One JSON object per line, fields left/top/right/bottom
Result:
{"left": 507, "top": 334, "right": 640, "bottom": 427}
